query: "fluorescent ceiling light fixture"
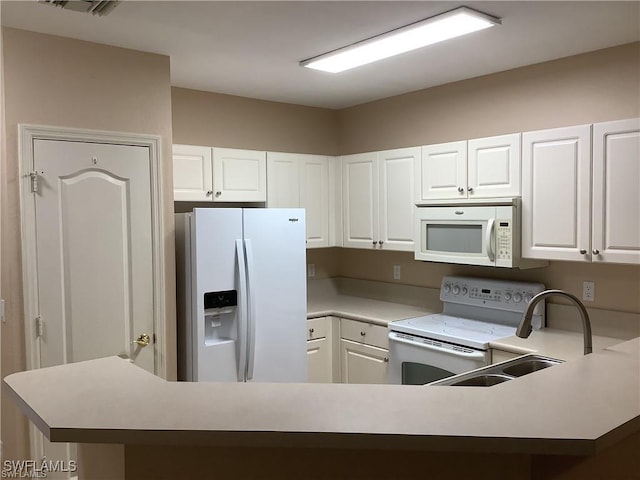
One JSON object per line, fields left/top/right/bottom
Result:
{"left": 300, "top": 6, "right": 500, "bottom": 73}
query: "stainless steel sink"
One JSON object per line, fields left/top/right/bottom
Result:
{"left": 428, "top": 354, "right": 563, "bottom": 387}
{"left": 449, "top": 374, "right": 512, "bottom": 387}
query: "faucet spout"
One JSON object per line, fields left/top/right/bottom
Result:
{"left": 517, "top": 289, "right": 593, "bottom": 355}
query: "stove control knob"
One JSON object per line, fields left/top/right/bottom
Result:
{"left": 504, "top": 292, "right": 512, "bottom": 301}
{"left": 461, "top": 286, "right": 468, "bottom": 296}
{"left": 452, "top": 285, "right": 460, "bottom": 295}
{"left": 443, "top": 283, "right": 451, "bottom": 294}
{"left": 513, "top": 293, "right": 523, "bottom": 303}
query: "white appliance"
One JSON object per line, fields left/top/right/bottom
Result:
{"left": 388, "top": 276, "right": 545, "bottom": 385}
{"left": 175, "top": 208, "right": 307, "bottom": 383}
{"left": 414, "top": 197, "right": 547, "bottom": 268}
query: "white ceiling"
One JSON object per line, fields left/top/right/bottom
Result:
{"left": 1, "top": 1, "right": 639, "bottom": 109}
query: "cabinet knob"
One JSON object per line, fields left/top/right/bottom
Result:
{"left": 215, "top": 191, "right": 222, "bottom": 197}
{"left": 372, "top": 241, "right": 378, "bottom": 246}
{"left": 592, "top": 249, "right": 600, "bottom": 255}
{"left": 457, "top": 187, "right": 464, "bottom": 193}
{"left": 383, "top": 357, "right": 389, "bottom": 363}
{"left": 379, "top": 240, "right": 384, "bottom": 246}
{"left": 309, "top": 328, "right": 314, "bottom": 335}
{"left": 206, "top": 190, "right": 213, "bottom": 196}
{"left": 580, "top": 249, "right": 587, "bottom": 254}
{"left": 467, "top": 187, "right": 474, "bottom": 193}
{"left": 360, "top": 331, "right": 366, "bottom": 337}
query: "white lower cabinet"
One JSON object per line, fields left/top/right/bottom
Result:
{"left": 339, "top": 318, "right": 389, "bottom": 384}
{"left": 306, "top": 317, "right": 333, "bottom": 383}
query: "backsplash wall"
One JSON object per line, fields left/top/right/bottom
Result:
{"left": 306, "top": 248, "right": 640, "bottom": 314}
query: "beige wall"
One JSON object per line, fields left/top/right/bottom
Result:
{"left": 337, "top": 42, "right": 640, "bottom": 153}
{"left": 306, "top": 249, "right": 640, "bottom": 314}
{"left": 171, "top": 87, "right": 339, "bottom": 155}
{"left": 1, "top": 27, "right": 175, "bottom": 461}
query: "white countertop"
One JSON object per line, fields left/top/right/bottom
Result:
{"left": 4, "top": 338, "right": 639, "bottom": 455}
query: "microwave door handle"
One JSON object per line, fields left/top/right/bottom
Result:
{"left": 486, "top": 218, "right": 495, "bottom": 262}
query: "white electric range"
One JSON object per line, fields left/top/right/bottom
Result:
{"left": 388, "top": 276, "right": 545, "bottom": 385}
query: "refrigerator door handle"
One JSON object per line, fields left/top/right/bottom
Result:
{"left": 243, "top": 238, "right": 257, "bottom": 381}
{"left": 235, "top": 239, "right": 248, "bottom": 382}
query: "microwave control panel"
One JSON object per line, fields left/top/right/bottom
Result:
{"left": 496, "top": 220, "right": 512, "bottom": 260}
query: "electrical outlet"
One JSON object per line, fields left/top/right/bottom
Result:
{"left": 582, "top": 281, "right": 595, "bottom": 302}
{"left": 307, "top": 264, "right": 315, "bottom": 278}
{"left": 393, "top": 264, "right": 401, "bottom": 280}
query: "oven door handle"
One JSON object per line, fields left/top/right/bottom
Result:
{"left": 388, "top": 332, "right": 487, "bottom": 360}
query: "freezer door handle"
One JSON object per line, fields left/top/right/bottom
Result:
{"left": 244, "top": 238, "right": 257, "bottom": 380}
{"left": 235, "top": 239, "right": 248, "bottom": 382}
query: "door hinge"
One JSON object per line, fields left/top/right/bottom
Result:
{"left": 35, "top": 315, "right": 44, "bottom": 337}
{"left": 29, "top": 171, "right": 39, "bottom": 194}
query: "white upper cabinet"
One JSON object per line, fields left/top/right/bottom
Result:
{"left": 592, "top": 118, "right": 640, "bottom": 264}
{"left": 419, "top": 141, "right": 467, "bottom": 201}
{"left": 173, "top": 145, "right": 266, "bottom": 202}
{"left": 343, "top": 152, "right": 378, "bottom": 249}
{"left": 266, "top": 152, "right": 332, "bottom": 248}
{"left": 212, "top": 147, "right": 266, "bottom": 202}
{"left": 172, "top": 144, "right": 213, "bottom": 201}
{"left": 378, "top": 148, "right": 417, "bottom": 251}
{"left": 343, "top": 148, "right": 418, "bottom": 251}
{"left": 468, "top": 134, "right": 521, "bottom": 198}
{"left": 522, "top": 125, "right": 592, "bottom": 262}
{"left": 418, "top": 135, "right": 520, "bottom": 202}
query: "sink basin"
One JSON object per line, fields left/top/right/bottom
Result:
{"left": 502, "top": 359, "right": 559, "bottom": 377}
{"left": 428, "top": 354, "right": 563, "bottom": 387}
{"left": 449, "top": 374, "right": 512, "bottom": 387}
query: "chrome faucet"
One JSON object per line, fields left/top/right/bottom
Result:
{"left": 517, "top": 289, "right": 593, "bottom": 355}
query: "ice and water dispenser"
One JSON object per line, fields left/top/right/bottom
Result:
{"left": 203, "top": 290, "right": 238, "bottom": 346}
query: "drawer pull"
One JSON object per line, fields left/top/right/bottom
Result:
{"left": 360, "top": 331, "right": 366, "bottom": 336}
{"left": 309, "top": 328, "right": 314, "bottom": 335}
{"left": 383, "top": 357, "right": 389, "bottom": 363}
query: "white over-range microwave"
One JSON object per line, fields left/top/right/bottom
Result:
{"left": 415, "top": 198, "right": 547, "bottom": 269}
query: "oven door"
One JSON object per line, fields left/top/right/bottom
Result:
{"left": 415, "top": 206, "right": 497, "bottom": 267}
{"left": 388, "top": 331, "right": 491, "bottom": 385}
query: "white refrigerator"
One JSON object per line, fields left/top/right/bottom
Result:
{"left": 176, "top": 208, "right": 307, "bottom": 382}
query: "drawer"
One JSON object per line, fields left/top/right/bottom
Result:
{"left": 307, "top": 317, "right": 330, "bottom": 341}
{"left": 340, "top": 318, "right": 389, "bottom": 350}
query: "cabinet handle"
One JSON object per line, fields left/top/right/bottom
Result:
{"left": 215, "top": 191, "right": 222, "bottom": 197}
{"left": 592, "top": 249, "right": 600, "bottom": 255}
{"left": 457, "top": 187, "right": 464, "bottom": 193}
{"left": 360, "top": 331, "right": 366, "bottom": 337}
{"left": 467, "top": 187, "right": 474, "bottom": 193}
{"left": 383, "top": 357, "right": 389, "bottom": 363}
{"left": 206, "top": 190, "right": 213, "bottom": 196}
{"left": 580, "top": 249, "right": 587, "bottom": 254}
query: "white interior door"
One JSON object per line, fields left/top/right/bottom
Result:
{"left": 31, "top": 139, "right": 156, "bottom": 473}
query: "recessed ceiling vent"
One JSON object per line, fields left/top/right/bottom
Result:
{"left": 38, "top": 0, "right": 120, "bottom": 16}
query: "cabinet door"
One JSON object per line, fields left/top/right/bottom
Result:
{"left": 522, "top": 125, "right": 591, "bottom": 261}
{"left": 307, "top": 337, "right": 332, "bottom": 383}
{"left": 212, "top": 147, "right": 266, "bottom": 202}
{"left": 172, "top": 144, "right": 213, "bottom": 201}
{"left": 342, "top": 152, "right": 378, "bottom": 249}
{"left": 340, "top": 339, "right": 389, "bottom": 384}
{"left": 301, "top": 155, "right": 330, "bottom": 248}
{"left": 266, "top": 152, "right": 300, "bottom": 208}
{"left": 592, "top": 118, "right": 640, "bottom": 265}
{"left": 378, "top": 147, "right": 418, "bottom": 251}
{"left": 468, "top": 134, "right": 521, "bottom": 198}
{"left": 419, "top": 141, "right": 467, "bottom": 201}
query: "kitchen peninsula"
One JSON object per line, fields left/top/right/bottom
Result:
{"left": 4, "top": 335, "right": 639, "bottom": 480}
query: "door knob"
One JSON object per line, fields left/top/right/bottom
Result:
{"left": 132, "top": 334, "right": 151, "bottom": 347}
